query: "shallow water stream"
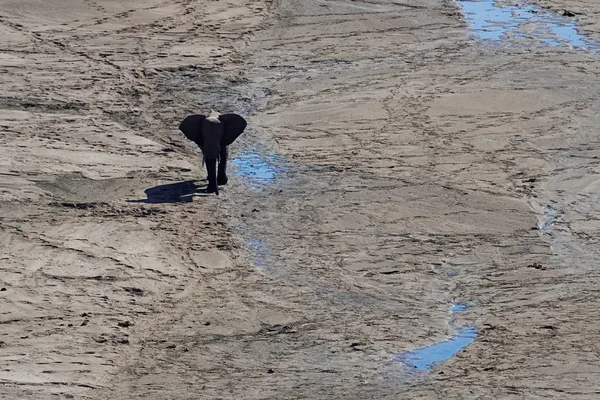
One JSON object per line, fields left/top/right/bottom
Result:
{"left": 231, "top": 149, "right": 287, "bottom": 268}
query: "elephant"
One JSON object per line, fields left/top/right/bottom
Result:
{"left": 179, "top": 110, "right": 247, "bottom": 195}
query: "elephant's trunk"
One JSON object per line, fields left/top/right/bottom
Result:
{"left": 201, "top": 152, "right": 221, "bottom": 167}
{"left": 201, "top": 116, "right": 223, "bottom": 160}
{"left": 205, "top": 158, "right": 219, "bottom": 195}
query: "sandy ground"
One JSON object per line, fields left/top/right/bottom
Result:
{"left": 1, "top": 0, "right": 600, "bottom": 399}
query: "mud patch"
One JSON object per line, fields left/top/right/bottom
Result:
{"left": 50, "top": 201, "right": 166, "bottom": 218}
{"left": 458, "top": 0, "right": 600, "bottom": 51}
{"left": 38, "top": 172, "right": 144, "bottom": 203}
{"left": 397, "top": 303, "right": 476, "bottom": 372}
{"left": 0, "top": 96, "right": 89, "bottom": 114}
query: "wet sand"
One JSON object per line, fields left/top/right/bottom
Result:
{"left": 1, "top": 0, "right": 600, "bottom": 399}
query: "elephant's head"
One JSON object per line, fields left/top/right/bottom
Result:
{"left": 179, "top": 109, "right": 247, "bottom": 159}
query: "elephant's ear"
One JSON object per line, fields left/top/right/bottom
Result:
{"left": 219, "top": 113, "right": 247, "bottom": 146}
{"left": 179, "top": 114, "right": 206, "bottom": 147}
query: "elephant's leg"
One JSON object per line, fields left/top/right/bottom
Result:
{"left": 205, "top": 158, "right": 219, "bottom": 195}
{"left": 217, "top": 146, "right": 228, "bottom": 186}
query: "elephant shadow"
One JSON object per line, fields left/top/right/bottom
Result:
{"left": 127, "top": 180, "right": 210, "bottom": 204}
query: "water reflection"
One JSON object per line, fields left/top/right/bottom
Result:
{"left": 243, "top": 236, "right": 269, "bottom": 269}
{"left": 458, "top": 0, "right": 600, "bottom": 51}
{"left": 450, "top": 303, "right": 468, "bottom": 314}
{"left": 398, "top": 303, "right": 477, "bottom": 372}
{"left": 231, "top": 151, "right": 286, "bottom": 188}
{"left": 539, "top": 205, "right": 564, "bottom": 230}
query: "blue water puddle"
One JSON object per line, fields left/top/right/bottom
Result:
{"left": 231, "top": 151, "right": 286, "bottom": 188}
{"left": 450, "top": 303, "right": 468, "bottom": 313}
{"left": 232, "top": 150, "right": 288, "bottom": 269}
{"left": 397, "top": 303, "right": 477, "bottom": 372}
{"left": 242, "top": 236, "right": 269, "bottom": 269}
{"left": 457, "top": 0, "right": 600, "bottom": 51}
{"left": 539, "top": 205, "right": 564, "bottom": 230}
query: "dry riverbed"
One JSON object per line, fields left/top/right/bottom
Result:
{"left": 1, "top": 0, "right": 600, "bottom": 399}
